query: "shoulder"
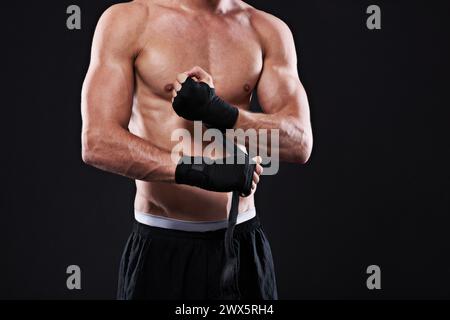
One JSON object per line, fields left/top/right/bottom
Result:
{"left": 243, "top": 6, "right": 295, "bottom": 52}
{"left": 98, "top": 1, "right": 149, "bottom": 33}
{"left": 240, "top": 6, "right": 296, "bottom": 61}
{"left": 245, "top": 6, "right": 293, "bottom": 37}
{"left": 93, "top": 1, "right": 152, "bottom": 54}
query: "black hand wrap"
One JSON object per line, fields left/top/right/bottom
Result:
{"left": 172, "top": 77, "right": 239, "bottom": 131}
{"left": 175, "top": 155, "right": 255, "bottom": 197}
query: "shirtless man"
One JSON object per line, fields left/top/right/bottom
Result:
{"left": 81, "top": 0, "right": 312, "bottom": 300}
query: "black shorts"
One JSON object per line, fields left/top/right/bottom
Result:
{"left": 117, "top": 216, "right": 278, "bottom": 300}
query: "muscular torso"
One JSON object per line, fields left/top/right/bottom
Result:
{"left": 130, "top": 2, "right": 263, "bottom": 221}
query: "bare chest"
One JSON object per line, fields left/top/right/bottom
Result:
{"left": 134, "top": 10, "right": 263, "bottom": 105}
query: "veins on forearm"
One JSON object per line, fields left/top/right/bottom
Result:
{"left": 236, "top": 110, "right": 306, "bottom": 155}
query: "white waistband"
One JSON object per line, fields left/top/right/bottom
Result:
{"left": 134, "top": 208, "right": 256, "bottom": 232}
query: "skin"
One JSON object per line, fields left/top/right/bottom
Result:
{"left": 81, "top": 0, "right": 313, "bottom": 221}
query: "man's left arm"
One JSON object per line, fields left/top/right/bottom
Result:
{"left": 235, "top": 16, "right": 313, "bottom": 164}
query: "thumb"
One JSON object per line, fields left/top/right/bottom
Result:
{"left": 186, "top": 66, "right": 209, "bottom": 82}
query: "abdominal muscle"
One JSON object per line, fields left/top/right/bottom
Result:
{"left": 134, "top": 182, "right": 255, "bottom": 222}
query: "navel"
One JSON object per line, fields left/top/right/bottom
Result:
{"left": 243, "top": 84, "right": 251, "bottom": 92}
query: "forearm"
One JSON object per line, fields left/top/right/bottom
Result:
{"left": 235, "top": 109, "right": 312, "bottom": 163}
{"left": 82, "top": 125, "right": 176, "bottom": 182}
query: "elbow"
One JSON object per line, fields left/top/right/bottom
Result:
{"left": 81, "top": 149, "right": 97, "bottom": 167}
{"left": 81, "top": 129, "right": 104, "bottom": 167}
{"left": 293, "top": 131, "right": 313, "bottom": 165}
{"left": 293, "top": 146, "right": 312, "bottom": 165}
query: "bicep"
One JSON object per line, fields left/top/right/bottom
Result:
{"left": 81, "top": 5, "right": 140, "bottom": 130}
{"left": 82, "top": 59, "right": 134, "bottom": 129}
{"left": 256, "top": 62, "right": 303, "bottom": 116}
{"left": 255, "top": 16, "right": 309, "bottom": 121}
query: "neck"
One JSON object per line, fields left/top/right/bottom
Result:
{"left": 168, "top": 0, "right": 234, "bottom": 14}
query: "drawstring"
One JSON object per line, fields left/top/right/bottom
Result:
{"left": 220, "top": 190, "right": 241, "bottom": 299}
{"left": 219, "top": 134, "right": 247, "bottom": 300}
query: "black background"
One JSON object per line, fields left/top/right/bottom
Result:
{"left": 1, "top": 0, "right": 450, "bottom": 299}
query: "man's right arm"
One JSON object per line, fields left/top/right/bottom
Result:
{"left": 81, "top": 4, "right": 177, "bottom": 182}
{"left": 81, "top": 4, "right": 261, "bottom": 195}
